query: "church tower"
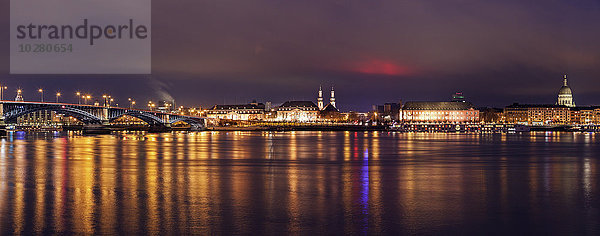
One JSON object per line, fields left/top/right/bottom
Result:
{"left": 317, "top": 85, "right": 324, "bottom": 110}
{"left": 330, "top": 86, "right": 336, "bottom": 108}
{"left": 557, "top": 75, "right": 575, "bottom": 107}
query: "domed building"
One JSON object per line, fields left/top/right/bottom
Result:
{"left": 557, "top": 75, "right": 575, "bottom": 107}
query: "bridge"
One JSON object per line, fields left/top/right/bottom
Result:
{"left": 0, "top": 101, "right": 206, "bottom": 131}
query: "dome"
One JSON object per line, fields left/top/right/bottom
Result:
{"left": 558, "top": 86, "right": 572, "bottom": 95}
{"left": 557, "top": 75, "right": 576, "bottom": 107}
{"left": 558, "top": 76, "right": 573, "bottom": 95}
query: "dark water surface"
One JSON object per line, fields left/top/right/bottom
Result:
{"left": 0, "top": 131, "right": 599, "bottom": 235}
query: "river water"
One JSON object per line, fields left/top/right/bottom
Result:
{"left": 0, "top": 131, "right": 598, "bottom": 234}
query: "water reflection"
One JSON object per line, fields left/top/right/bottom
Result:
{"left": 0, "top": 131, "right": 598, "bottom": 234}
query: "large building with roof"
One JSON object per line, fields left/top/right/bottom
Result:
{"left": 276, "top": 101, "right": 320, "bottom": 122}
{"left": 500, "top": 75, "right": 583, "bottom": 125}
{"left": 570, "top": 106, "right": 600, "bottom": 124}
{"left": 206, "top": 103, "right": 266, "bottom": 120}
{"left": 401, "top": 102, "right": 479, "bottom": 123}
{"left": 503, "top": 103, "right": 570, "bottom": 125}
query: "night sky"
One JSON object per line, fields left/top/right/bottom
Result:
{"left": 2, "top": 0, "right": 600, "bottom": 111}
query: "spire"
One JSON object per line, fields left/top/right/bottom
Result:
{"left": 317, "top": 85, "right": 324, "bottom": 110}
{"left": 330, "top": 86, "right": 336, "bottom": 108}
{"left": 319, "top": 85, "right": 323, "bottom": 97}
{"left": 563, "top": 74, "right": 568, "bottom": 86}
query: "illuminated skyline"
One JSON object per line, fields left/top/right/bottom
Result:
{"left": 2, "top": 0, "right": 600, "bottom": 111}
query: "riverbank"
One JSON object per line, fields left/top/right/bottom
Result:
{"left": 208, "top": 125, "right": 389, "bottom": 131}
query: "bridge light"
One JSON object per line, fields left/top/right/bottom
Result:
{"left": 76, "top": 92, "right": 81, "bottom": 104}
{"left": 38, "top": 89, "right": 44, "bottom": 102}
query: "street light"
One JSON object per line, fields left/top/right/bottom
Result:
{"left": 84, "top": 95, "right": 91, "bottom": 105}
{"left": 76, "top": 92, "right": 81, "bottom": 104}
{"left": 56, "top": 92, "right": 61, "bottom": 103}
{"left": 128, "top": 98, "right": 136, "bottom": 109}
{"left": 0, "top": 85, "right": 6, "bottom": 100}
{"left": 101, "top": 95, "right": 114, "bottom": 107}
{"left": 38, "top": 89, "right": 44, "bottom": 102}
{"left": 148, "top": 101, "right": 155, "bottom": 111}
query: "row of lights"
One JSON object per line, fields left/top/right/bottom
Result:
{"left": 36, "top": 89, "right": 63, "bottom": 103}
{"left": 1, "top": 85, "right": 193, "bottom": 115}
{"left": 2, "top": 86, "right": 138, "bottom": 108}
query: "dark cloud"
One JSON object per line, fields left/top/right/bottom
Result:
{"left": 2, "top": 0, "right": 600, "bottom": 110}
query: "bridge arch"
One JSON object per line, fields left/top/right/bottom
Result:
{"left": 3, "top": 105, "right": 102, "bottom": 124}
{"left": 169, "top": 117, "right": 205, "bottom": 130}
{"left": 169, "top": 117, "right": 203, "bottom": 125}
{"left": 109, "top": 111, "right": 166, "bottom": 126}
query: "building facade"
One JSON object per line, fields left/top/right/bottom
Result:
{"left": 478, "top": 107, "right": 503, "bottom": 123}
{"left": 503, "top": 103, "right": 529, "bottom": 124}
{"left": 402, "top": 102, "right": 479, "bottom": 123}
{"left": 320, "top": 103, "right": 342, "bottom": 120}
{"left": 528, "top": 106, "right": 570, "bottom": 125}
{"left": 373, "top": 102, "right": 402, "bottom": 121}
{"left": 504, "top": 103, "right": 570, "bottom": 125}
{"left": 570, "top": 107, "right": 600, "bottom": 125}
{"left": 206, "top": 103, "right": 266, "bottom": 121}
{"left": 276, "top": 101, "right": 320, "bottom": 122}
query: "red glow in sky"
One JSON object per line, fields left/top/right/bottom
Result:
{"left": 349, "top": 59, "right": 414, "bottom": 76}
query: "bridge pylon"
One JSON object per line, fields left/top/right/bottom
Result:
{"left": 101, "top": 107, "right": 110, "bottom": 123}
{"left": 0, "top": 103, "right": 6, "bottom": 136}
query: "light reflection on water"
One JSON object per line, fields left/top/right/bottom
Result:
{"left": 0, "top": 131, "right": 598, "bottom": 234}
